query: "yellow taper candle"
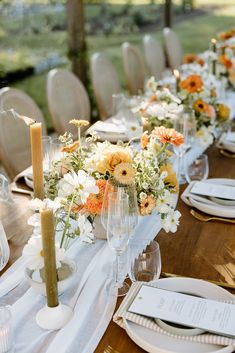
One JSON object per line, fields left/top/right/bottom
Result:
{"left": 173, "top": 69, "right": 180, "bottom": 93}
{"left": 40, "top": 208, "right": 59, "bottom": 308}
{"left": 30, "top": 123, "right": 44, "bottom": 199}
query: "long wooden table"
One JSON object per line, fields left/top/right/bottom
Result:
{"left": 1, "top": 145, "right": 235, "bottom": 353}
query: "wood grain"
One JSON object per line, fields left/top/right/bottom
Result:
{"left": 1, "top": 145, "right": 235, "bottom": 353}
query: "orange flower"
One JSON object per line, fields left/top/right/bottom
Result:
{"left": 193, "top": 99, "right": 209, "bottom": 114}
{"left": 148, "top": 94, "right": 157, "bottom": 103}
{"left": 180, "top": 74, "right": 203, "bottom": 93}
{"left": 197, "top": 58, "right": 205, "bottom": 66}
{"left": 183, "top": 53, "right": 197, "bottom": 64}
{"left": 206, "top": 105, "right": 216, "bottom": 119}
{"left": 97, "top": 150, "right": 132, "bottom": 174}
{"left": 219, "top": 55, "right": 233, "bottom": 69}
{"left": 140, "top": 195, "right": 156, "bottom": 216}
{"left": 141, "top": 131, "right": 149, "bottom": 149}
{"left": 84, "top": 179, "right": 108, "bottom": 215}
{"left": 152, "top": 126, "right": 184, "bottom": 146}
{"left": 61, "top": 141, "right": 79, "bottom": 153}
{"left": 217, "top": 104, "right": 230, "bottom": 122}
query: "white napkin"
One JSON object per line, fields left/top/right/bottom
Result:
{"left": 217, "top": 133, "right": 235, "bottom": 153}
{"left": 114, "top": 281, "right": 235, "bottom": 347}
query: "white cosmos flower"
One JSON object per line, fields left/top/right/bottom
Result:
{"left": 162, "top": 210, "right": 181, "bottom": 233}
{"left": 29, "top": 198, "right": 62, "bottom": 212}
{"left": 156, "top": 190, "right": 175, "bottom": 213}
{"left": 196, "top": 126, "right": 214, "bottom": 146}
{"left": 146, "top": 104, "right": 166, "bottom": 119}
{"left": 57, "top": 170, "right": 99, "bottom": 203}
{"left": 77, "top": 215, "right": 94, "bottom": 244}
{"left": 23, "top": 237, "right": 65, "bottom": 270}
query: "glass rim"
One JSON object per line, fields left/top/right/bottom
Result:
{"left": 140, "top": 241, "right": 160, "bottom": 256}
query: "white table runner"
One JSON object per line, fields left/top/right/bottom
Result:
{"left": 0, "top": 135, "right": 224, "bottom": 353}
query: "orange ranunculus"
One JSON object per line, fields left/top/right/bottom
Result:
{"left": 219, "top": 55, "right": 233, "bottom": 69}
{"left": 61, "top": 141, "right": 79, "bottom": 153}
{"left": 183, "top": 53, "right": 197, "bottom": 64}
{"left": 180, "top": 74, "right": 203, "bottom": 93}
{"left": 84, "top": 179, "right": 108, "bottom": 215}
{"left": 141, "top": 131, "right": 149, "bottom": 149}
{"left": 152, "top": 126, "right": 184, "bottom": 146}
{"left": 97, "top": 150, "right": 132, "bottom": 174}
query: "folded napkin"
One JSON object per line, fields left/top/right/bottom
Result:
{"left": 86, "top": 120, "right": 127, "bottom": 142}
{"left": 217, "top": 133, "right": 235, "bottom": 153}
{"left": 13, "top": 166, "right": 33, "bottom": 184}
{"left": 181, "top": 180, "right": 235, "bottom": 218}
{"left": 114, "top": 281, "right": 235, "bottom": 347}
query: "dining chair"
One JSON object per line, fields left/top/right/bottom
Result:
{"left": 143, "top": 34, "right": 166, "bottom": 80}
{"left": 121, "top": 42, "right": 146, "bottom": 95}
{"left": 0, "top": 87, "right": 46, "bottom": 134}
{"left": 163, "top": 27, "right": 183, "bottom": 70}
{"left": 90, "top": 52, "right": 121, "bottom": 120}
{"left": 47, "top": 68, "right": 90, "bottom": 135}
{"left": 0, "top": 109, "right": 33, "bottom": 179}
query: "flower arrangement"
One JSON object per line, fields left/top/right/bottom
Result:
{"left": 136, "top": 77, "right": 184, "bottom": 131}
{"left": 42, "top": 120, "right": 183, "bottom": 242}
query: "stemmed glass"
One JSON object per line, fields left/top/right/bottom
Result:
{"left": 101, "top": 181, "right": 139, "bottom": 237}
{"left": 0, "top": 221, "right": 10, "bottom": 271}
{"left": 0, "top": 175, "right": 13, "bottom": 203}
{"left": 173, "top": 108, "right": 196, "bottom": 184}
{"left": 107, "top": 192, "right": 132, "bottom": 296}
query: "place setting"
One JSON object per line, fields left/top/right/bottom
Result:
{"left": 1, "top": 2, "right": 235, "bottom": 352}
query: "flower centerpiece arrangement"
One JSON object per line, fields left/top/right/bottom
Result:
{"left": 136, "top": 77, "right": 184, "bottom": 131}
{"left": 36, "top": 120, "right": 183, "bottom": 249}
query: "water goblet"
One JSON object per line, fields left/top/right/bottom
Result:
{"left": 185, "top": 154, "right": 209, "bottom": 183}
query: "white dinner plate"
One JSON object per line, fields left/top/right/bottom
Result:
{"left": 24, "top": 175, "right": 34, "bottom": 189}
{"left": 189, "top": 178, "right": 235, "bottom": 218}
{"left": 124, "top": 277, "right": 235, "bottom": 353}
{"left": 217, "top": 133, "right": 235, "bottom": 153}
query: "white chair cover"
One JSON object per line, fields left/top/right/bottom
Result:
{"left": 0, "top": 87, "right": 46, "bottom": 133}
{"left": 47, "top": 69, "right": 90, "bottom": 135}
{"left": 163, "top": 27, "right": 183, "bottom": 70}
{"left": 143, "top": 34, "right": 166, "bottom": 80}
{"left": 122, "top": 42, "right": 145, "bottom": 95}
{"left": 90, "top": 53, "right": 121, "bottom": 120}
{"left": 0, "top": 110, "right": 32, "bottom": 179}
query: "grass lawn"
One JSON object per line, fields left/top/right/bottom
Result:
{"left": 2, "top": 1, "right": 235, "bottom": 130}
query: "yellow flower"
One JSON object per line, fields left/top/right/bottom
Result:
{"left": 61, "top": 141, "right": 79, "bottom": 153}
{"left": 140, "top": 195, "right": 156, "bottom": 216}
{"left": 97, "top": 150, "right": 133, "bottom": 174}
{"left": 113, "top": 162, "right": 136, "bottom": 185}
{"left": 160, "top": 163, "right": 179, "bottom": 193}
{"left": 217, "top": 104, "right": 230, "bottom": 122}
{"left": 69, "top": 119, "right": 89, "bottom": 128}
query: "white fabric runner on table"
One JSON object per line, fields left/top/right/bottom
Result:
{"left": 0, "top": 138, "right": 217, "bottom": 353}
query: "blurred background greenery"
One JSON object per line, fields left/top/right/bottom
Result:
{"left": 1, "top": 0, "right": 235, "bottom": 129}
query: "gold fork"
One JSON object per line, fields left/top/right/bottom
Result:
{"left": 104, "top": 345, "right": 120, "bottom": 353}
{"left": 190, "top": 209, "right": 235, "bottom": 224}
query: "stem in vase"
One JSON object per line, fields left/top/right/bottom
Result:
{"left": 60, "top": 194, "right": 75, "bottom": 249}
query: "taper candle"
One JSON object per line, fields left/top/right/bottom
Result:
{"left": 30, "top": 123, "right": 44, "bottom": 200}
{"left": 211, "top": 38, "right": 217, "bottom": 53}
{"left": 173, "top": 69, "right": 180, "bottom": 93}
{"left": 40, "top": 208, "right": 59, "bottom": 308}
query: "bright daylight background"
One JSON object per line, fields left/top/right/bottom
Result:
{"left": 1, "top": 0, "right": 235, "bottom": 130}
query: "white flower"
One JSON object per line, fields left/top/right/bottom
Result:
{"left": 146, "top": 103, "right": 166, "bottom": 119}
{"left": 29, "top": 198, "right": 62, "bottom": 212}
{"left": 146, "top": 76, "right": 157, "bottom": 92}
{"left": 77, "top": 215, "right": 94, "bottom": 244}
{"left": 139, "top": 192, "right": 147, "bottom": 200}
{"left": 23, "top": 237, "right": 65, "bottom": 270}
{"left": 196, "top": 126, "right": 214, "bottom": 146}
{"left": 156, "top": 190, "right": 175, "bottom": 214}
{"left": 57, "top": 170, "right": 99, "bottom": 203}
{"left": 142, "top": 182, "right": 149, "bottom": 190}
{"left": 162, "top": 210, "right": 181, "bottom": 233}
{"left": 125, "top": 121, "right": 143, "bottom": 140}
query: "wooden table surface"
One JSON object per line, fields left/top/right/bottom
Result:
{"left": 1, "top": 145, "right": 235, "bottom": 353}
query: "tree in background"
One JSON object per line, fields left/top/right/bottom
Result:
{"left": 67, "top": 0, "right": 89, "bottom": 86}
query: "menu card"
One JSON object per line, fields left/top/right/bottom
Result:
{"left": 128, "top": 285, "right": 235, "bottom": 338}
{"left": 190, "top": 181, "right": 235, "bottom": 201}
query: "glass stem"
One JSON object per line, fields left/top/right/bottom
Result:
{"left": 115, "top": 252, "right": 121, "bottom": 287}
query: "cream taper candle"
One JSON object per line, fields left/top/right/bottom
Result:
{"left": 40, "top": 208, "right": 59, "bottom": 308}
{"left": 30, "top": 123, "right": 44, "bottom": 199}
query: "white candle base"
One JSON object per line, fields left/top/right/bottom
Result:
{"left": 36, "top": 303, "right": 73, "bottom": 330}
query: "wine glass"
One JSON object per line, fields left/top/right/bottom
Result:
{"left": 174, "top": 108, "right": 196, "bottom": 184}
{"left": 0, "top": 221, "right": 10, "bottom": 271}
{"left": 101, "top": 181, "right": 139, "bottom": 237}
{"left": 0, "top": 175, "right": 13, "bottom": 203}
{"left": 107, "top": 192, "right": 132, "bottom": 296}
{"left": 130, "top": 241, "right": 161, "bottom": 282}
{"left": 185, "top": 154, "right": 209, "bottom": 183}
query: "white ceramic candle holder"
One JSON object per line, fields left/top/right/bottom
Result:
{"left": 36, "top": 303, "right": 73, "bottom": 330}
